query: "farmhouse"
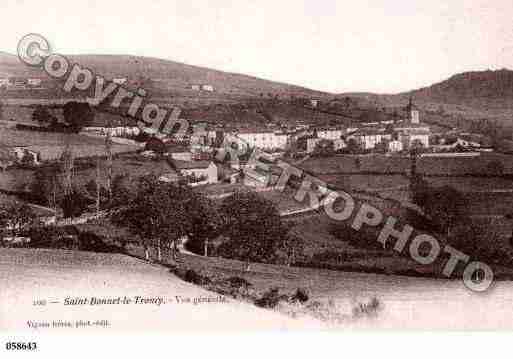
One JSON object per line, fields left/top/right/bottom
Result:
{"left": 8, "top": 77, "right": 27, "bottom": 88}
{"left": 11, "top": 147, "right": 42, "bottom": 165}
{"left": 232, "top": 129, "right": 289, "bottom": 150}
{"left": 388, "top": 139, "right": 404, "bottom": 153}
{"left": 166, "top": 144, "right": 192, "bottom": 161}
{"left": 201, "top": 84, "right": 214, "bottom": 92}
{"left": 172, "top": 160, "right": 218, "bottom": 184}
{"left": 307, "top": 138, "right": 346, "bottom": 153}
{"left": 83, "top": 126, "right": 140, "bottom": 138}
{"left": 398, "top": 129, "right": 430, "bottom": 149}
{"left": 316, "top": 128, "right": 343, "bottom": 141}
{"left": 112, "top": 78, "right": 127, "bottom": 85}
{"left": 348, "top": 128, "right": 392, "bottom": 150}
{"left": 27, "top": 79, "right": 42, "bottom": 87}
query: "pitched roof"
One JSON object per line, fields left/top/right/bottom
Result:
{"left": 172, "top": 160, "right": 213, "bottom": 170}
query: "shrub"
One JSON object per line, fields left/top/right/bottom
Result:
{"left": 77, "top": 231, "right": 124, "bottom": 253}
{"left": 254, "top": 287, "right": 289, "bottom": 309}
{"left": 290, "top": 288, "right": 310, "bottom": 304}
{"left": 226, "top": 276, "right": 253, "bottom": 289}
{"left": 183, "top": 269, "right": 212, "bottom": 286}
{"left": 352, "top": 297, "right": 382, "bottom": 318}
{"left": 329, "top": 223, "right": 383, "bottom": 250}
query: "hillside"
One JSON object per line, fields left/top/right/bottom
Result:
{"left": 408, "top": 69, "right": 513, "bottom": 110}
{"left": 0, "top": 248, "right": 323, "bottom": 331}
{"left": 342, "top": 70, "right": 513, "bottom": 138}
{"left": 0, "top": 51, "right": 328, "bottom": 100}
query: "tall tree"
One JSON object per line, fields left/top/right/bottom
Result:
{"left": 30, "top": 165, "right": 62, "bottom": 207}
{"left": 218, "top": 192, "right": 289, "bottom": 263}
{"left": 105, "top": 130, "right": 113, "bottom": 201}
{"left": 183, "top": 195, "right": 221, "bottom": 256}
{"left": 32, "top": 105, "right": 54, "bottom": 125}
{"left": 63, "top": 101, "right": 95, "bottom": 132}
{"left": 0, "top": 202, "right": 39, "bottom": 239}
{"left": 60, "top": 142, "right": 74, "bottom": 196}
{"left": 421, "top": 186, "right": 467, "bottom": 237}
{"left": 111, "top": 175, "right": 194, "bottom": 262}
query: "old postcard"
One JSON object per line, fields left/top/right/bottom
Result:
{"left": 1, "top": 0, "right": 513, "bottom": 355}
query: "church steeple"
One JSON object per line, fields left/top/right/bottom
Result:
{"left": 406, "top": 96, "right": 413, "bottom": 113}
{"left": 407, "top": 97, "right": 420, "bottom": 124}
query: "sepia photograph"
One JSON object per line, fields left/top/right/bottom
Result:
{"left": 1, "top": 0, "right": 513, "bottom": 354}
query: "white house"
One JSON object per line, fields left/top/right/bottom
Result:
{"left": 11, "top": 147, "right": 41, "bottom": 165}
{"left": 112, "top": 78, "right": 127, "bottom": 85}
{"left": 388, "top": 140, "right": 404, "bottom": 153}
{"left": 173, "top": 160, "right": 218, "bottom": 184}
{"left": 201, "top": 84, "right": 214, "bottom": 92}
{"left": 27, "top": 78, "right": 42, "bottom": 87}
{"left": 349, "top": 129, "right": 392, "bottom": 150}
{"left": 399, "top": 130, "right": 430, "bottom": 149}
{"left": 83, "top": 126, "right": 140, "bottom": 138}
{"left": 307, "top": 138, "right": 322, "bottom": 153}
{"left": 232, "top": 130, "right": 289, "bottom": 150}
{"left": 167, "top": 144, "right": 192, "bottom": 161}
{"left": 317, "top": 128, "right": 343, "bottom": 141}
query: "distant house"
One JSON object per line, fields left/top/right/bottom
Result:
{"left": 0, "top": 78, "right": 9, "bottom": 87}
{"left": 218, "top": 165, "right": 240, "bottom": 184}
{"left": 317, "top": 128, "right": 343, "bottom": 141}
{"left": 231, "top": 129, "right": 289, "bottom": 150}
{"left": 201, "top": 84, "right": 214, "bottom": 92}
{"left": 307, "top": 137, "right": 347, "bottom": 153}
{"left": 112, "top": 78, "right": 127, "bottom": 85}
{"left": 172, "top": 160, "right": 218, "bottom": 184}
{"left": 310, "top": 99, "right": 319, "bottom": 108}
{"left": 27, "top": 78, "right": 42, "bottom": 87}
{"left": 8, "top": 77, "right": 27, "bottom": 88}
{"left": 158, "top": 171, "right": 180, "bottom": 184}
{"left": 333, "top": 138, "right": 347, "bottom": 151}
{"left": 82, "top": 126, "right": 140, "bottom": 138}
{"left": 191, "top": 85, "right": 201, "bottom": 91}
{"left": 388, "top": 139, "right": 403, "bottom": 153}
{"left": 11, "top": 147, "right": 41, "bottom": 165}
{"left": 348, "top": 129, "right": 392, "bottom": 150}
{"left": 399, "top": 130, "right": 430, "bottom": 149}
{"left": 306, "top": 138, "right": 322, "bottom": 154}
{"left": 166, "top": 144, "right": 192, "bottom": 161}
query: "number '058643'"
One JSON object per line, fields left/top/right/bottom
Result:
{"left": 5, "top": 342, "right": 37, "bottom": 350}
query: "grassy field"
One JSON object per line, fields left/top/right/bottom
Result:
{"left": 0, "top": 248, "right": 321, "bottom": 331}
{"left": 0, "top": 128, "right": 139, "bottom": 161}
{"left": 301, "top": 153, "right": 513, "bottom": 176}
{"left": 161, "top": 248, "right": 513, "bottom": 329}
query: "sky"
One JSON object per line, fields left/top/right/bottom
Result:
{"left": 2, "top": 0, "right": 513, "bottom": 94}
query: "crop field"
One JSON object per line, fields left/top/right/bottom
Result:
{"left": 318, "top": 174, "right": 408, "bottom": 193}
{"left": 301, "top": 153, "right": 513, "bottom": 176}
{"left": 426, "top": 177, "right": 513, "bottom": 192}
{"left": 0, "top": 128, "right": 139, "bottom": 160}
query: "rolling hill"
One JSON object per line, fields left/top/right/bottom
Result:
{"left": 344, "top": 69, "right": 513, "bottom": 119}
{"left": 0, "top": 51, "right": 328, "bottom": 100}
